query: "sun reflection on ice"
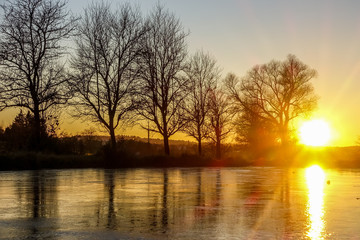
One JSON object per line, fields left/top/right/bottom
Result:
{"left": 305, "top": 165, "right": 326, "bottom": 239}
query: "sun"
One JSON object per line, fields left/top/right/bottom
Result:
{"left": 299, "top": 119, "right": 332, "bottom": 146}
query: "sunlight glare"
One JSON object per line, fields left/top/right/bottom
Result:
{"left": 299, "top": 120, "right": 331, "bottom": 146}
{"left": 305, "top": 165, "right": 326, "bottom": 239}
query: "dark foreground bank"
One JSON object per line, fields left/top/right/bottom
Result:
{"left": 0, "top": 152, "right": 254, "bottom": 171}
{"left": 1, "top": 145, "right": 360, "bottom": 170}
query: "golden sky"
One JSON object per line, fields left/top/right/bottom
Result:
{"left": 1, "top": 0, "right": 360, "bottom": 146}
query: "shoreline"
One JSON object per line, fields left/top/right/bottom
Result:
{"left": 1, "top": 146, "right": 360, "bottom": 171}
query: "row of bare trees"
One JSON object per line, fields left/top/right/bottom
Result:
{"left": 0, "top": 0, "right": 318, "bottom": 159}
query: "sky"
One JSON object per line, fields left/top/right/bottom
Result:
{"left": 1, "top": 0, "right": 360, "bottom": 146}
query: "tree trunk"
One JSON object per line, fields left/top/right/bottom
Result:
{"left": 198, "top": 138, "right": 202, "bottom": 156}
{"left": 33, "top": 103, "right": 41, "bottom": 150}
{"left": 108, "top": 112, "right": 117, "bottom": 154}
{"left": 215, "top": 125, "right": 221, "bottom": 159}
{"left": 216, "top": 140, "right": 221, "bottom": 160}
{"left": 163, "top": 116, "right": 170, "bottom": 155}
{"left": 215, "top": 130, "right": 221, "bottom": 160}
{"left": 280, "top": 124, "right": 289, "bottom": 147}
{"left": 109, "top": 126, "right": 116, "bottom": 153}
{"left": 163, "top": 135, "right": 170, "bottom": 155}
{"left": 197, "top": 126, "right": 202, "bottom": 156}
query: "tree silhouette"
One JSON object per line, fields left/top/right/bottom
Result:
{"left": 0, "top": 0, "right": 75, "bottom": 149}
{"left": 183, "top": 51, "right": 220, "bottom": 155}
{"left": 3, "top": 110, "right": 58, "bottom": 150}
{"left": 137, "top": 5, "right": 188, "bottom": 155}
{"left": 68, "top": 2, "right": 146, "bottom": 152}
{"left": 226, "top": 55, "right": 318, "bottom": 145}
{"left": 234, "top": 101, "right": 277, "bottom": 153}
{"left": 207, "top": 88, "right": 233, "bottom": 159}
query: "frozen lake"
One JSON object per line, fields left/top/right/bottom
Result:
{"left": 0, "top": 167, "right": 360, "bottom": 239}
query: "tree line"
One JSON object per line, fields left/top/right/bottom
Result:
{"left": 0, "top": 0, "right": 318, "bottom": 160}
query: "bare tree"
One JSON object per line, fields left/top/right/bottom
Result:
{"left": 137, "top": 5, "right": 188, "bottom": 155}
{"left": 225, "top": 73, "right": 277, "bottom": 150}
{"left": 207, "top": 88, "right": 233, "bottom": 160}
{"left": 0, "top": 0, "right": 75, "bottom": 149}
{"left": 226, "top": 55, "right": 318, "bottom": 145}
{"left": 183, "top": 51, "right": 220, "bottom": 155}
{"left": 68, "top": 2, "right": 146, "bottom": 152}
